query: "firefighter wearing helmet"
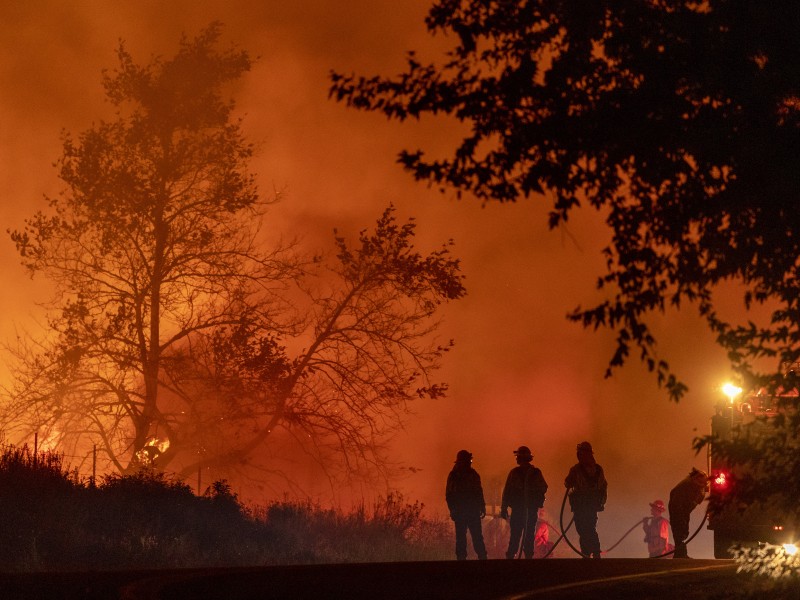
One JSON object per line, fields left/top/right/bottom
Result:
{"left": 643, "top": 499, "right": 672, "bottom": 558}
{"left": 499, "top": 445, "right": 548, "bottom": 559}
{"left": 668, "top": 468, "right": 709, "bottom": 558}
{"left": 445, "top": 449, "right": 488, "bottom": 560}
{"left": 564, "top": 441, "right": 607, "bottom": 558}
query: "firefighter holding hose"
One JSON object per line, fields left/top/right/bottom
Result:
{"left": 643, "top": 499, "right": 672, "bottom": 558}
{"left": 565, "top": 441, "right": 608, "bottom": 559}
{"left": 668, "top": 468, "right": 709, "bottom": 559}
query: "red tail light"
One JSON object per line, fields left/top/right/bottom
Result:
{"left": 712, "top": 471, "right": 730, "bottom": 492}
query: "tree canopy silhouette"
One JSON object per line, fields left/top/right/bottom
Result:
{"left": 330, "top": 1, "right": 800, "bottom": 398}
{"left": 5, "top": 24, "right": 465, "bottom": 490}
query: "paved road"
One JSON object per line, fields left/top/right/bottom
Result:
{"left": 0, "top": 559, "right": 740, "bottom": 600}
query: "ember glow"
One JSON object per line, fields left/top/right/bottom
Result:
{"left": 0, "top": 1, "right": 737, "bottom": 558}
{"left": 136, "top": 438, "right": 171, "bottom": 465}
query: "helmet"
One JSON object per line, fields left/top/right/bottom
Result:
{"left": 649, "top": 499, "right": 666, "bottom": 512}
{"left": 455, "top": 450, "right": 473, "bottom": 463}
{"left": 690, "top": 468, "right": 708, "bottom": 480}
{"left": 513, "top": 445, "right": 533, "bottom": 460}
{"left": 576, "top": 441, "right": 593, "bottom": 454}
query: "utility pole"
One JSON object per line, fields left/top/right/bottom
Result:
{"left": 92, "top": 444, "right": 97, "bottom": 487}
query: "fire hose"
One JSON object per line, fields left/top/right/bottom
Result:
{"left": 541, "top": 514, "right": 574, "bottom": 559}
{"left": 557, "top": 488, "right": 710, "bottom": 558}
{"left": 511, "top": 511, "right": 574, "bottom": 559}
{"left": 650, "top": 503, "right": 710, "bottom": 559}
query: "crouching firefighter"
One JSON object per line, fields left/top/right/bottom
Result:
{"left": 668, "top": 468, "right": 708, "bottom": 559}
{"left": 445, "top": 450, "right": 488, "bottom": 560}
{"left": 500, "top": 445, "right": 548, "bottom": 559}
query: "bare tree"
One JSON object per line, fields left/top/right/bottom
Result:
{"left": 167, "top": 208, "right": 463, "bottom": 486}
{"left": 4, "top": 24, "right": 464, "bottom": 487}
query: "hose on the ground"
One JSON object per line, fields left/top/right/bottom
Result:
{"left": 557, "top": 488, "right": 710, "bottom": 558}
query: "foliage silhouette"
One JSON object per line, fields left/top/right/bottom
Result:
{"left": 0, "top": 444, "right": 450, "bottom": 571}
{"left": 330, "top": 0, "right": 800, "bottom": 399}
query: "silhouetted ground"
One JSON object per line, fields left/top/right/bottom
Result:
{"left": 0, "top": 558, "right": 777, "bottom": 600}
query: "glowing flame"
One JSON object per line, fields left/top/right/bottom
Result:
{"left": 135, "top": 437, "right": 170, "bottom": 464}
{"left": 36, "top": 429, "right": 61, "bottom": 452}
{"left": 783, "top": 543, "right": 798, "bottom": 556}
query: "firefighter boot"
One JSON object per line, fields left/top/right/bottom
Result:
{"left": 673, "top": 541, "right": 689, "bottom": 558}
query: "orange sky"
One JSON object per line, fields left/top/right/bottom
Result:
{"left": 0, "top": 1, "right": 741, "bottom": 557}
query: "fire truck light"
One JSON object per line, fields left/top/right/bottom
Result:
{"left": 722, "top": 383, "right": 743, "bottom": 403}
{"left": 783, "top": 543, "right": 798, "bottom": 556}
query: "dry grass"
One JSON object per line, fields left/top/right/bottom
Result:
{"left": 0, "top": 444, "right": 451, "bottom": 571}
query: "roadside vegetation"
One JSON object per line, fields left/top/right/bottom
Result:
{"left": 10, "top": 441, "right": 800, "bottom": 598}
{"left": 0, "top": 444, "right": 450, "bottom": 571}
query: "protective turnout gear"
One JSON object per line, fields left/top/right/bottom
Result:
{"left": 566, "top": 464, "right": 607, "bottom": 512}
{"left": 501, "top": 447, "right": 548, "bottom": 559}
{"left": 533, "top": 516, "right": 553, "bottom": 559}
{"left": 446, "top": 451, "right": 488, "bottom": 560}
{"left": 455, "top": 449, "right": 473, "bottom": 463}
{"left": 565, "top": 442, "right": 607, "bottom": 558}
{"left": 668, "top": 469, "right": 708, "bottom": 559}
{"left": 513, "top": 445, "right": 533, "bottom": 459}
{"left": 643, "top": 499, "right": 671, "bottom": 558}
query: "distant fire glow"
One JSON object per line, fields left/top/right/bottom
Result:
{"left": 713, "top": 472, "right": 728, "bottom": 489}
{"left": 0, "top": 2, "right": 750, "bottom": 560}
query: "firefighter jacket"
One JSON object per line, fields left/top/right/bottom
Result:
{"left": 668, "top": 476, "right": 706, "bottom": 516}
{"left": 643, "top": 515, "right": 670, "bottom": 557}
{"left": 500, "top": 463, "right": 548, "bottom": 513}
{"left": 446, "top": 463, "right": 486, "bottom": 519}
{"left": 565, "top": 462, "right": 607, "bottom": 512}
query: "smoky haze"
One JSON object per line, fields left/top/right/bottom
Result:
{"left": 0, "top": 1, "right": 736, "bottom": 558}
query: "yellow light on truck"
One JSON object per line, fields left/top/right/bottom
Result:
{"left": 722, "top": 383, "right": 743, "bottom": 403}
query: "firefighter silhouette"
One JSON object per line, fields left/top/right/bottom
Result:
{"left": 445, "top": 450, "right": 488, "bottom": 560}
{"left": 564, "top": 441, "right": 607, "bottom": 558}
{"left": 643, "top": 499, "right": 672, "bottom": 558}
{"left": 668, "top": 468, "right": 708, "bottom": 558}
{"left": 482, "top": 513, "right": 510, "bottom": 558}
{"left": 533, "top": 508, "right": 554, "bottom": 558}
{"left": 499, "top": 445, "right": 548, "bottom": 559}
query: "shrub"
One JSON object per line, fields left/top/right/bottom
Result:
{"left": 0, "top": 444, "right": 80, "bottom": 569}
{"left": 260, "top": 492, "right": 450, "bottom": 564}
{"left": 0, "top": 445, "right": 450, "bottom": 571}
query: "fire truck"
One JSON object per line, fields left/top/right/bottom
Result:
{"left": 707, "top": 382, "right": 800, "bottom": 558}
